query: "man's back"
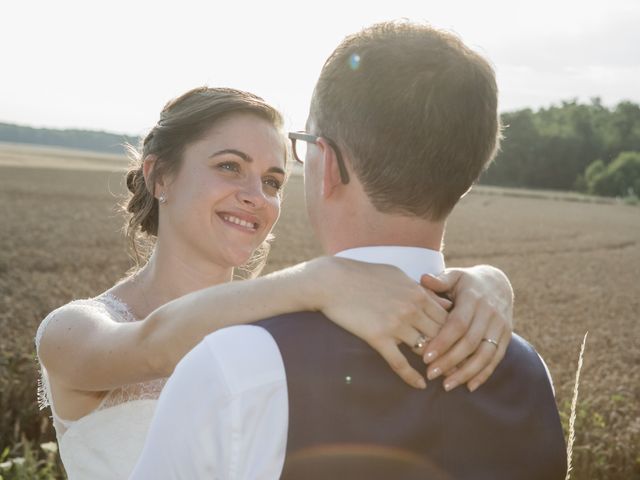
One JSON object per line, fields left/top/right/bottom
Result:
{"left": 257, "top": 311, "right": 567, "bottom": 480}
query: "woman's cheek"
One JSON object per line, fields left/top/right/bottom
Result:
{"left": 269, "top": 197, "right": 282, "bottom": 225}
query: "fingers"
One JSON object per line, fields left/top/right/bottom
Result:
{"left": 397, "top": 291, "right": 447, "bottom": 352}
{"left": 465, "top": 328, "right": 512, "bottom": 392}
{"left": 420, "top": 270, "right": 462, "bottom": 293}
{"left": 425, "top": 290, "right": 453, "bottom": 316}
{"left": 422, "top": 288, "right": 480, "bottom": 364}
{"left": 441, "top": 319, "right": 505, "bottom": 392}
{"left": 396, "top": 324, "right": 430, "bottom": 353}
{"left": 425, "top": 302, "right": 491, "bottom": 385}
{"left": 424, "top": 290, "right": 451, "bottom": 318}
{"left": 413, "top": 312, "right": 445, "bottom": 343}
{"left": 373, "top": 339, "right": 427, "bottom": 390}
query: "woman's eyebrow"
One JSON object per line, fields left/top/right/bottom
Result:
{"left": 209, "top": 149, "right": 252, "bottom": 162}
{"left": 209, "top": 149, "right": 285, "bottom": 176}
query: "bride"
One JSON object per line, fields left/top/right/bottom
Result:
{"left": 35, "top": 87, "right": 514, "bottom": 479}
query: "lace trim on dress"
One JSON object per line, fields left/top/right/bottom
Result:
{"left": 35, "top": 293, "right": 166, "bottom": 419}
{"left": 94, "top": 293, "right": 166, "bottom": 409}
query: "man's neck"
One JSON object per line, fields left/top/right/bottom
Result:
{"left": 322, "top": 212, "right": 446, "bottom": 255}
{"left": 311, "top": 161, "right": 446, "bottom": 254}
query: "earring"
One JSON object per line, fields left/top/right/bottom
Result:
{"left": 158, "top": 192, "right": 167, "bottom": 204}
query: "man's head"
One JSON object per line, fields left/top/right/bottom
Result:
{"left": 302, "top": 21, "right": 500, "bottom": 252}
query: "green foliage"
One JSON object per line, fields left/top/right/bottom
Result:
{"left": 482, "top": 99, "right": 640, "bottom": 194}
{"left": 585, "top": 159, "right": 606, "bottom": 181}
{"left": 584, "top": 151, "right": 640, "bottom": 197}
{"left": 0, "top": 439, "right": 64, "bottom": 479}
{"left": 623, "top": 193, "right": 639, "bottom": 205}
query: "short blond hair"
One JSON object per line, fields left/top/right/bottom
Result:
{"left": 312, "top": 21, "right": 501, "bottom": 220}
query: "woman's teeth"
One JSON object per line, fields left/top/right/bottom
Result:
{"left": 223, "top": 215, "right": 257, "bottom": 230}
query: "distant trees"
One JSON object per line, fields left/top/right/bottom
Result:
{"left": 583, "top": 152, "right": 640, "bottom": 197}
{"left": 2, "top": 99, "right": 640, "bottom": 198}
{"left": 482, "top": 99, "right": 640, "bottom": 197}
{"left": 0, "top": 122, "right": 139, "bottom": 154}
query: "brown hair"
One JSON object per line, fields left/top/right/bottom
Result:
{"left": 123, "top": 86, "right": 286, "bottom": 276}
{"left": 311, "top": 21, "right": 501, "bottom": 220}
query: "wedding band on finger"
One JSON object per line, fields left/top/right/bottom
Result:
{"left": 482, "top": 338, "right": 499, "bottom": 348}
{"left": 413, "top": 334, "right": 429, "bottom": 350}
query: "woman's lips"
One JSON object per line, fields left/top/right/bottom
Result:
{"left": 217, "top": 211, "right": 259, "bottom": 233}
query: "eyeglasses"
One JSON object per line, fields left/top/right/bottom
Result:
{"left": 288, "top": 131, "right": 350, "bottom": 184}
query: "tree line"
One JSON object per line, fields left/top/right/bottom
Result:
{"left": 2, "top": 99, "right": 640, "bottom": 198}
{"left": 0, "top": 122, "right": 139, "bottom": 155}
{"left": 481, "top": 99, "right": 640, "bottom": 198}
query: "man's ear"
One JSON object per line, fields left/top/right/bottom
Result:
{"left": 142, "top": 154, "right": 166, "bottom": 197}
{"left": 317, "top": 138, "right": 342, "bottom": 198}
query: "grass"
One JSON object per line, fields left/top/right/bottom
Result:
{"left": 565, "top": 332, "right": 588, "bottom": 480}
{"left": 0, "top": 439, "right": 64, "bottom": 479}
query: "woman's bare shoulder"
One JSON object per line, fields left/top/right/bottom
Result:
{"left": 35, "top": 296, "right": 118, "bottom": 358}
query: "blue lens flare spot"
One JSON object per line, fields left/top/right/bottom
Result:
{"left": 349, "top": 53, "right": 361, "bottom": 70}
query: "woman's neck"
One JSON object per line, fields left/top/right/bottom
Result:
{"left": 121, "top": 242, "right": 234, "bottom": 318}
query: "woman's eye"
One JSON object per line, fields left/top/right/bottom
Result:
{"left": 217, "top": 161, "right": 240, "bottom": 172}
{"left": 263, "top": 177, "right": 283, "bottom": 193}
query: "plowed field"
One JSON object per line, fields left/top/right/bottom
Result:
{"left": 1, "top": 148, "right": 638, "bottom": 479}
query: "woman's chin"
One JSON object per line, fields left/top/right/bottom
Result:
{"left": 221, "top": 248, "right": 256, "bottom": 269}
{"left": 204, "top": 237, "right": 264, "bottom": 270}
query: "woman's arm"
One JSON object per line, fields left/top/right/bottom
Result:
{"left": 39, "top": 259, "right": 514, "bottom": 394}
{"left": 39, "top": 257, "right": 448, "bottom": 392}
{"left": 158, "top": 263, "right": 515, "bottom": 393}
{"left": 141, "top": 257, "right": 451, "bottom": 389}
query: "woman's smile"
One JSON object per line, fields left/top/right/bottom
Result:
{"left": 216, "top": 210, "right": 260, "bottom": 233}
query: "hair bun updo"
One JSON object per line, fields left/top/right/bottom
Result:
{"left": 126, "top": 167, "right": 143, "bottom": 194}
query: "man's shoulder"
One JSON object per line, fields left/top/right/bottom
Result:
{"left": 254, "top": 314, "right": 554, "bottom": 389}
{"left": 507, "top": 333, "right": 540, "bottom": 361}
{"left": 255, "top": 310, "right": 369, "bottom": 338}
{"left": 254, "top": 311, "right": 371, "bottom": 351}
{"left": 254, "top": 310, "right": 330, "bottom": 327}
{"left": 201, "top": 324, "right": 287, "bottom": 395}
{"left": 497, "top": 333, "right": 555, "bottom": 390}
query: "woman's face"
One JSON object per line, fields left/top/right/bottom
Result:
{"left": 158, "top": 113, "right": 286, "bottom": 268}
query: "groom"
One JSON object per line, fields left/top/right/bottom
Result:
{"left": 131, "top": 22, "right": 567, "bottom": 479}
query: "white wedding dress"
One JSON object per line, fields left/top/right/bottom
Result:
{"left": 35, "top": 293, "right": 167, "bottom": 479}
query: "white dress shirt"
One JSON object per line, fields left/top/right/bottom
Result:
{"left": 129, "top": 247, "right": 445, "bottom": 479}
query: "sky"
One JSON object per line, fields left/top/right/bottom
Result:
{"left": 2, "top": 0, "right": 639, "bottom": 136}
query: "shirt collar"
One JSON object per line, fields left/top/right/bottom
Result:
{"left": 335, "top": 246, "right": 445, "bottom": 283}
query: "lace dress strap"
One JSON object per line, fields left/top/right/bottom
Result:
{"left": 95, "top": 292, "right": 139, "bottom": 323}
{"left": 35, "top": 292, "right": 166, "bottom": 434}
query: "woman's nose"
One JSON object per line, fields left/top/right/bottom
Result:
{"left": 236, "top": 178, "right": 266, "bottom": 208}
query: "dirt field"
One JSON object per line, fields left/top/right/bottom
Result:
{"left": 0, "top": 142, "right": 129, "bottom": 171}
{"left": 1, "top": 147, "right": 638, "bottom": 479}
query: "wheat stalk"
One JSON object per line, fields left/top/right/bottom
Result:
{"left": 565, "top": 331, "right": 588, "bottom": 480}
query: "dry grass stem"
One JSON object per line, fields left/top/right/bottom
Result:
{"left": 565, "top": 331, "right": 588, "bottom": 480}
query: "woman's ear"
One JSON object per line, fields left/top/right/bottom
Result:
{"left": 142, "top": 154, "right": 165, "bottom": 197}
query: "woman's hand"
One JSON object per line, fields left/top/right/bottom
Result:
{"left": 420, "top": 265, "right": 514, "bottom": 392}
{"left": 310, "top": 257, "right": 452, "bottom": 389}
